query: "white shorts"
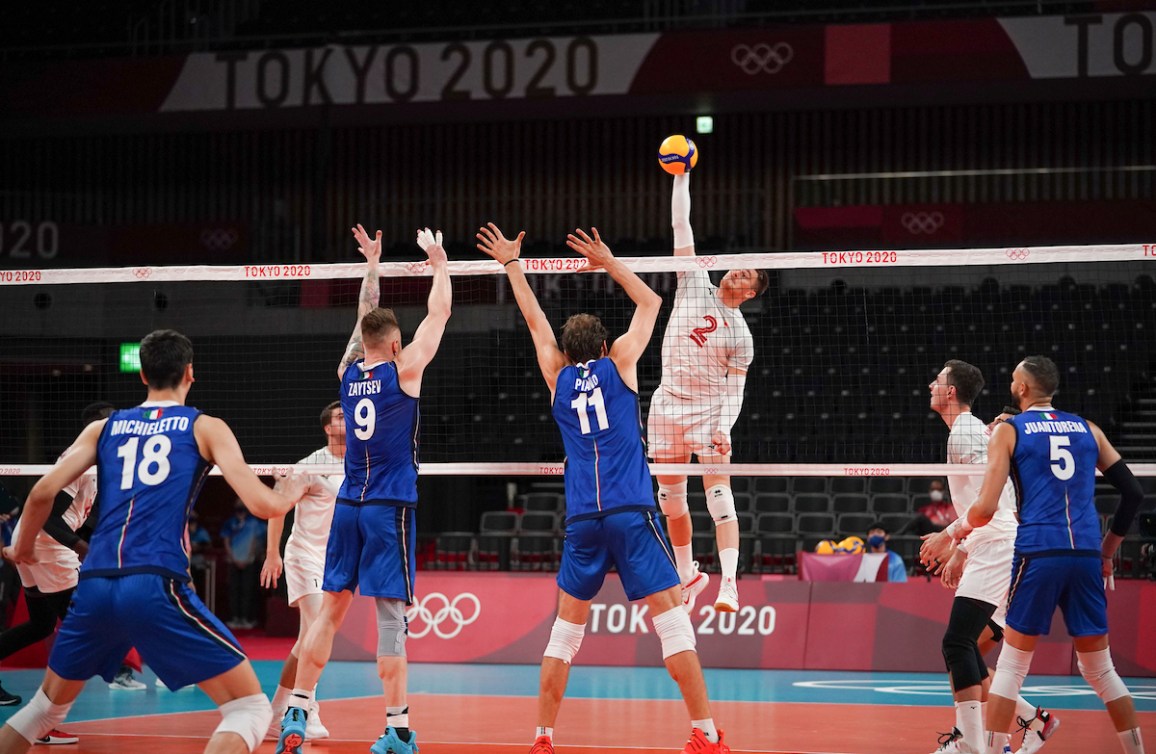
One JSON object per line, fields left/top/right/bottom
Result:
{"left": 647, "top": 389, "right": 725, "bottom": 462}
{"left": 17, "top": 542, "right": 80, "bottom": 594}
{"left": 284, "top": 552, "right": 325, "bottom": 606}
{"left": 956, "top": 536, "right": 1016, "bottom": 628}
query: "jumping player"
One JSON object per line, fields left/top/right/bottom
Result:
{"left": 276, "top": 224, "right": 451, "bottom": 754}
{"left": 649, "top": 172, "right": 768, "bottom": 613}
{"left": 261, "top": 400, "right": 345, "bottom": 742}
{"left": 929, "top": 356, "right": 1145, "bottom": 754}
{"left": 478, "top": 222, "right": 731, "bottom": 754}
{"left": 0, "top": 329, "right": 305, "bottom": 754}
{"left": 921, "top": 361, "right": 1057, "bottom": 754}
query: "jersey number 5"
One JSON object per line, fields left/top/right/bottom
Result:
{"left": 1049, "top": 435, "right": 1075, "bottom": 481}
{"left": 117, "top": 435, "right": 172, "bottom": 490}
{"left": 571, "top": 388, "right": 610, "bottom": 435}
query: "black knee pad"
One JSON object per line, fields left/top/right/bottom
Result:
{"left": 942, "top": 630, "right": 985, "bottom": 691}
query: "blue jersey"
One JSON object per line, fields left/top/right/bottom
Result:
{"left": 86, "top": 404, "right": 210, "bottom": 582}
{"left": 337, "top": 360, "right": 419, "bottom": 506}
{"left": 1008, "top": 408, "right": 1101, "bottom": 555}
{"left": 552, "top": 358, "right": 654, "bottom": 522}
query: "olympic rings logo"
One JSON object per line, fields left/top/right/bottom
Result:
{"left": 695, "top": 256, "right": 717, "bottom": 269}
{"left": 900, "top": 212, "right": 944, "bottom": 235}
{"left": 405, "top": 261, "right": 429, "bottom": 275}
{"left": 1006, "top": 248, "right": 1030, "bottom": 261}
{"left": 406, "top": 592, "right": 481, "bottom": 640}
{"left": 133, "top": 267, "right": 152, "bottom": 279}
{"left": 731, "top": 43, "right": 794, "bottom": 75}
{"left": 200, "top": 228, "right": 239, "bottom": 251}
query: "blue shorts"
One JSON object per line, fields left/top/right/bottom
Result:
{"left": 49, "top": 574, "right": 245, "bottom": 690}
{"left": 558, "top": 509, "right": 680, "bottom": 602}
{"left": 1005, "top": 553, "right": 1108, "bottom": 637}
{"left": 323, "top": 502, "right": 416, "bottom": 603}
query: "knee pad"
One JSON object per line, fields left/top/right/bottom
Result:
{"left": 376, "top": 598, "right": 408, "bottom": 657}
{"left": 7, "top": 689, "right": 73, "bottom": 744}
{"left": 705, "top": 484, "right": 736, "bottom": 524}
{"left": 658, "top": 482, "right": 689, "bottom": 519}
{"left": 941, "top": 630, "right": 985, "bottom": 691}
{"left": 543, "top": 617, "right": 585, "bottom": 664}
{"left": 989, "top": 644, "right": 1033, "bottom": 701}
{"left": 652, "top": 606, "right": 696, "bottom": 659}
{"left": 1077, "top": 648, "right": 1130, "bottom": 703}
{"left": 216, "top": 693, "right": 272, "bottom": 752}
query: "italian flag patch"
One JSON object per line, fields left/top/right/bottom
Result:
{"left": 1039, "top": 412, "right": 1056, "bottom": 420}
{"left": 142, "top": 407, "right": 164, "bottom": 420}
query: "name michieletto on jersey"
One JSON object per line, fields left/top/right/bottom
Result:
{"left": 108, "top": 416, "right": 192, "bottom": 436}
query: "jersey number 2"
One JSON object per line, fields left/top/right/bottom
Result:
{"left": 117, "top": 435, "right": 172, "bottom": 490}
{"left": 571, "top": 388, "right": 609, "bottom": 435}
{"left": 1049, "top": 435, "right": 1075, "bottom": 481}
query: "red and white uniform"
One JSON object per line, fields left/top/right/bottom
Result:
{"left": 14, "top": 457, "right": 95, "bottom": 594}
{"left": 283, "top": 446, "right": 342, "bottom": 605}
{"left": 947, "top": 412, "right": 1018, "bottom": 626}
{"left": 647, "top": 267, "right": 752, "bottom": 459}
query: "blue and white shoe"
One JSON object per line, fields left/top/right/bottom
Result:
{"left": 370, "top": 727, "right": 419, "bottom": 754}
{"left": 275, "top": 707, "right": 307, "bottom": 754}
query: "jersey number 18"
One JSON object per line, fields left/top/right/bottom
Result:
{"left": 116, "top": 435, "right": 172, "bottom": 490}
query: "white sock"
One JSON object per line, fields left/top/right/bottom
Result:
{"left": 691, "top": 718, "right": 718, "bottom": 743}
{"left": 1118, "top": 727, "right": 1145, "bottom": 754}
{"left": 287, "top": 687, "right": 313, "bottom": 711}
{"left": 387, "top": 705, "right": 409, "bottom": 730}
{"left": 1014, "top": 695, "right": 1039, "bottom": 729}
{"left": 271, "top": 685, "right": 292, "bottom": 716}
{"left": 535, "top": 726, "right": 553, "bottom": 740}
{"left": 955, "top": 700, "right": 982, "bottom": 753}
{"left": 718, "top": 548, "right": 739, "bottom": 582}
{"left": 674, "top": 544, "right": 694, "bottom": 583}
{"left": 985, "top": 731, "right": 1011, "bottom": 753}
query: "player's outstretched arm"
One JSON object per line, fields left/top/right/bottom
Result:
{"left": 338, "top": 224, "right": 383, "bottom": 379}
{"left": 2, "top": 421, "right": 104, "bottom": 564}
{"left": 671, "top": 173, "right": 695, "bottom": 257}
{"left": 478, "top": 222, "right": 566, "bottom": 391}
{"left": 1090, "top": 422, "right": 1143, "bottom": 565}
{"left": 195, "top": 416, "right": 304, "bottom": 519}
{"left": 398, "top": 228, "right": 452, "bottom": 392}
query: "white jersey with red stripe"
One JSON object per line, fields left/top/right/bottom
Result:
{"left": 947, "top": 412, "right": 1018, "bottom": 546}
{"left": 656, "top": 268, "right": 753, "bottom": 405}
{"left": 14, "top": 449, "right": 98, "bottom": 592}
{"left": 284, "top": 446, "right": 343, "bottom": 563}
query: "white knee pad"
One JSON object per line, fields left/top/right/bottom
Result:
{"left": 989, "top": 644, "right": 1033, "bottom": 701}
{"left": 652, "top": 606, "right": 696, "bottom": 659}
{"left": 705, "top": 484, "right": 736, "bottom": 524}
{"left": 658, "top": 481, "right": 689, "bottom": 519}
{"left": 543, "top": 617, "right": 586, "bottom": 664}
{"left": 376, "top": 597, "right": 408, "bottom": 657}
{"left": 7, "top": 689, "right": 73, "bottom": 744}
{"left": 216, "top": 693, "right": 273, "bottom": 752}
{"left": 1077, "top": 648, "right": 1130, "bottom": 703}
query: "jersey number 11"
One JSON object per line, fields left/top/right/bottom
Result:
{"left": 571, "top": 388, "right": 610, "bottom": 435}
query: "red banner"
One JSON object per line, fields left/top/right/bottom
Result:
{"left": 799, "top": 552, "right": 889, "bottom": 582}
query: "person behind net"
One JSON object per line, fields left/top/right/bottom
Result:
{"left": 920, "top": 360, "right": 1057, "bottom": 754}
{"left": 0, "top": 329, "right": 305, "bottom": 754}
{"left": 864, "top": 522, "right": 908, "bottom": 583}
{"left": 649, "top": 172, "right": 769, "bottom": 613}
{"left": 922, "top": 355, "right": 1146, "bottom": 754}
{"left": 276, "top": 224, "right": 451, "bottom": 754}
{"left": 260, "top": 400, "right": 345, "bottom": 742}
{"left": 478, "top": 222, "right": 732, "bottom": 754}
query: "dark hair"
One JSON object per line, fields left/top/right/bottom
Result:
{"left": 81, "top": 401, "right": 115, "bottom": 426}
{"left": 867, "top": 521, "right": 888, "bottom": 534}
{"left": 139, "top": 330, "right": 194, "bottom": 390}
{"left": 319, "top": 400, "right": 341, "bottom": 429}
{"left": 944, "top": 359, "right": 985, "bottom": 406}
{"left": 1020, "top": 354, "right": 1060, "bottom": 397}
{"left": 560, "top": 313, "right": 608, "bottom": 364}
{"left": 753, "top": 270, "right": 770, "bottom": 297}
{"left": 360, "top": 307, "right": 400, "bottom": 346}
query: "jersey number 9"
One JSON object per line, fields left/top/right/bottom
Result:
{"left": 353, "top": 398, "right": 376, "bottom": 440}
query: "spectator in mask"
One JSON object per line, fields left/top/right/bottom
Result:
{"left": 908, "top": 479, "right": 958, "bottom": 536}
{"left": 866, "top": 523, "right": 908, "bottom": 583}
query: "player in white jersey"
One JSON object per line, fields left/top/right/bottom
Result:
{"left": 922, "top": 361, "right": 1057, "bottom": 754}
{"left": 261, "top": 400, "right": 345, "bottom": 742}
{"left": 649, "top": 172, "right": 769, "bottom": 613}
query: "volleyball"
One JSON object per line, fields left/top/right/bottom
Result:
{"left": 836, "top": 536, "right": 865, "bottom": 554}
{"left": 657, "top": 134, "right": 698, "bottom": 174}
{"left": 815, "top": 539, "right": 837, "bottom": 555}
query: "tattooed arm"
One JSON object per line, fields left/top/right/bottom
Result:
{"left": 338, "top": 223, "right": 383, "bottom": 379}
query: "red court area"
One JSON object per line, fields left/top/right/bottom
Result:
{"left": 58, "top": 693, "right": 1155, "bottom": 753}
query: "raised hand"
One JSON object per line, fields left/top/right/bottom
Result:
{"left": 565, "top": 227, "right": 611, "bottom": 270}
{"left": 476, "top": 222, "right": 525, "bottom": 266}
{"left": 416, "top": 227, "right": 448, "bottom": 267}
{"left": 351, "top": 224, "right": 382, "bottom": 264}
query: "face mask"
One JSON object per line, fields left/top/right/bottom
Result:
{"left": 868, "top": 535, "right": 886, "bottom": 548}
{"left": 929, "top": 490, "right": 944, "bottom": 502}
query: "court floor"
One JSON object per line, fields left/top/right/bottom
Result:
{"left": 1, "top": 658, "right": 1153, "bottom": 753}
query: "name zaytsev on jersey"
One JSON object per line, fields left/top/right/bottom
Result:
{"left": 656, "top": 268, "right": 753, "bottom": 407}
{"left": 947, "top": 412, "right": 1018, "bottom": 545}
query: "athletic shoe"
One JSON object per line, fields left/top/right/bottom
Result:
{"left": 275, "top": 707, "right": 307, "bottom": 754}
{"left": 681, "top": 728, "right": 730, "bottom": 753}
{"left": 929, "top": 728, "right": 962, "bottom": 753}
{"left": 529, "top": 735, "right": 554, "bottom": 754}
{"left": 0, "top": 682, "right": 21, "bottom": 706}
{"left": 1015, "top": 708, "right": 1060, "bottom": 754}
{"left": 108, "top": 667, "right": 146, "bottom": 690}
{"left": 681, "top": 562, "right": 709, "bottom": 613}
{"left": 34, "top": 729, "right": 79, "bottom": 745}
{"left": 713, "top": 577, "right": 739, "bottom": 613}
{"left": 370, "top": 727, "right": 419, "bottom": 754}
{"left": 306, "top": 701, "right": 329, "bottom": 739}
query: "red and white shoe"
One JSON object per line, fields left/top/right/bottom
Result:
{"left": 1015, "top": 708, "right": 1059, "bottom": 754}
{"left": 681, "top": 562, "right": 710, "bottom": 614}
{"left": 529, "top": 734, "right": 555, "bottom": 754}
{"left": 682, "top": 728, "right": 730, "bottom": 753}
{"left": 34, "top": 729, "right": 79, "bottom": 745}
